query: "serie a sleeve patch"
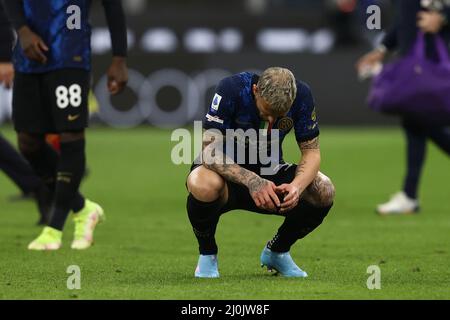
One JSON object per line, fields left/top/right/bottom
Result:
{"left": 211, "top": 93, "right": 222, "bottom": 111}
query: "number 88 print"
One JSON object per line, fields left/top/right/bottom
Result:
{"left": 56, "top": 84, "right": 82, "bottom": 109}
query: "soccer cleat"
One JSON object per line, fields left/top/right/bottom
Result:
{"left": 195, "top": 254, "right": 220, "bottom": 278}
{"left": 28, "top": 226, "right": 62, "bottom": 251}
{"left": 260, "top": 247, "right": 308, "bottom": 278}
{"left": 71, "top": 199, "right": 105, "bottom": 250}
{"left": 376, "top": 191, "right": 419, "bottom": 215}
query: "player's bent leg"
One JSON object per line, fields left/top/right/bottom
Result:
{"left": 17, "top": 132, "right": 55, "bottom": 225}
{"left": 187, "top": 165, "right": 228, "bottom": 202}
{"left": 186, "top": 166, "right": 227, "bottom": 278}
{"left": 301, "top": 172, "right": 336, "bottom": 208}
{"left": 261, "top": 172, "right": 335, "bottom": 277}
{"left": 274, "top": 172, "right": 335, "bottom": 248}
{"left": 0, "top": 133, "right": 46, "bottom": 223}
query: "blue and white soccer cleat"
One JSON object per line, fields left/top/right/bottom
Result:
{"left": 195, "top": 254, "right": 220, "bottom": 278}
{"left": 260, "top": 247, "right": 308, "bottom": 278}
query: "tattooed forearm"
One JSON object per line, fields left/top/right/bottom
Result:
{"left": 295, "top": 159, "right": 307, "bottom": 177}
{"left": 207, "top": 159, "right": 266, "bottom": 192}
{"left": 299, "top": 137, "right": 320, "bottom": 151}
{"left": 202, "top": 132, "right": 264, "bottom": 190}
{"left": 247, "top": 174, "right": 269, "bottom": 194}
{"left": 295, "top": 137, "right": 320, "bottom": 177}
{"left": 292, "top": 136, "right": 321, "bottom": 191}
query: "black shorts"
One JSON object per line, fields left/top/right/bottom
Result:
{"left": 188, "top": 163, "right": 297, "bottom": 216}
{"left": 12, "top": 69, "right": 90, "bottom": 133}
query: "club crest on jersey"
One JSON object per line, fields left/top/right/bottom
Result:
{"left": 211, "top": 93, "right": 222, "bottom": 111}
{"left": 277, "top": 117, "right": 294, "bottom": 132}
{"left": 311, "top": 108, "right": 317, "bottom": 122}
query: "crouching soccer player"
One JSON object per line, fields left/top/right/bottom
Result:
{"left": 186, "top": 67, "right": 335, "bottom": 278}
{"left": 3, "top": 0, "right": 128, "bottom": 250}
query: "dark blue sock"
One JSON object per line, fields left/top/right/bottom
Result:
{"left": 402, "top": 126, "right": 427, "bottom": 200}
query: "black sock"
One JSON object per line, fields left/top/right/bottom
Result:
{"left": 268, "top": 201, "right": 333, "bottom": 253}
{"left": 186, "top": 193, "right": 223, "bottom": 255}
{"left": 20, "top": 139, "right": 85, "bottom": 212}
{"left": 49, "top": 140, "right": 86, "bottom": 231}
{"left": 72, "top": 193, "right": 85, "bottom": 213}
{"left": 23, "top": 141, "right": 59, "bottom": 192}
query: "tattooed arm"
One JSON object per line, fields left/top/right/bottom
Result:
{"left": 201, "top": 130, "right": 281, "bottom": 211}
{"left": 293, "top": 137, "right": 321, "bottom": 191}
{"left": 276, "top": 136, "right": 321, "bottom": 213}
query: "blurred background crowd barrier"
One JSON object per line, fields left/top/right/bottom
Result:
{"left": 0, "top": 0, "right": 397, "bottom": 128}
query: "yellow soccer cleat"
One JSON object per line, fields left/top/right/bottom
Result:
{"left": 28, "top": 226, "right": 62, "bottom": 251}
{"left": 71, "top": 199, "right": 105, "bottom": 250}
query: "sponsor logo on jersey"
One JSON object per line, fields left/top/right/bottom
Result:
{"left": 205, "top": 113, "right": 224, "bottom": 124}
{"left": 211, "top": 93, "right": 222, "bottom": 111}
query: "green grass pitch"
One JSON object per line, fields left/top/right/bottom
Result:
{"left": 0, "top": 126, "right": 449, "bottom": 299}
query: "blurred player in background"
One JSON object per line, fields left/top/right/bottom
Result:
{"left": 356, "top": 0, "right": 450, "bottom": 215}
{"left": 0, "top": 1, "right": 13, "bottom": 89}
{"left": 3, "top": 0, "right": 128, "bottom": 250}
{"left": 186, "top": 67, "right": 335, "bottom": 278}
{"left": 0, "top": 1, "right": 50, "bottom": 224}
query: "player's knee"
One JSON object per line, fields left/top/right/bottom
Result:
{"left": 17, "top": 132, "right": 45, "bottom": 157}
{"left": 309, "top": 172, "right": 335, "bottom": 207}
{"left": 317, "top": 173, "right": 335, "bottom": 207}
{"left": 187, "top": 167, "right": 225, "bottom": 202}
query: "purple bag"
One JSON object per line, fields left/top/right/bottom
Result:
{"left": 368, "top": 32, "right": 450, "bottom": 125}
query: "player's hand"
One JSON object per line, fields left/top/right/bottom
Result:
{"left": 107, "top": 56, "right": 128, "bottom": 95}
{"left": 0, "top": 63, "right": 14, "bottom": 89}
{"left": 417, "top": 11, "right": 446, "bottom": 34}
{"left": 248, "top": 177, "right": 280, "bottom": 212}
{"left": 17, "top": 26, "right": 49, "bottom": 64}
{"left": 276, "top": 183, "right": 302, "bottom": 214}
{"left": 355, "top": 49, "right": 385, "bottom": 74}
